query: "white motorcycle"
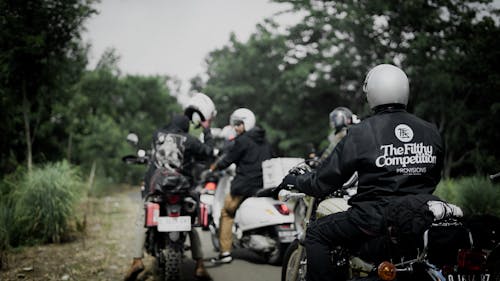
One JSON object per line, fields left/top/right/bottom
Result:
{"left": 208, "top": 158, "right": 303, "bottom": 264}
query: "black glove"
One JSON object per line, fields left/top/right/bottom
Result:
{"left": 288, "top": 162, "right": 312, "bottom": 175}
{"left": 279, "top": 174, "right": 297, "bottom": 190}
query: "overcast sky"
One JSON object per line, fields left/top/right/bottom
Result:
{"left": 82, "top": 0, "right": 297, "bottom": 95}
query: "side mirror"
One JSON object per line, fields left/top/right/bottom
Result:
{"left": 122, "top": 155, "right": 139, "bottom": 164}
{"left": 126, "top": 133, "right": 139, "bottom": 146}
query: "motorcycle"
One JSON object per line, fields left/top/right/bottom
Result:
{"left": 122, "top": 133, "right": 202, "bottom": 281}
{"left": 280, "top": 163, "right": 496, "bottom": 281}
{"left": 208, "top": 158, "right": 303, "bottom": 264}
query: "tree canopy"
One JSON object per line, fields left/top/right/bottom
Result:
{"left": 203, "top": 0, "right": 500, "bottom": 177}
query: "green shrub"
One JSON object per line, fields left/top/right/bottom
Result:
{"left": 434, "top": 176, "right": 500, "bottom": 217}
{"left": 13, "top": 161, "right": 84, "bottom": 244}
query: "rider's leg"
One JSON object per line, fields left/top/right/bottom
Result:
{"left": 124, "top": 200, "right": 146, "bottom": 281}
{"left": 304, "top": 211, "right": 375, "bottom": 281}
{"left": 189, "top": 229, "right": 211, "bottom": 278}
{"left": 213, "top": 194, "right": 243, "bottom": 263}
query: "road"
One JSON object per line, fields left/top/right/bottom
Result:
{"left": 195, "top": 228, "right": 281, "bottom": 281}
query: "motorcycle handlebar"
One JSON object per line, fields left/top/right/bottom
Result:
{"left": 278, "top": 189, "right": 306, "bottom": 202}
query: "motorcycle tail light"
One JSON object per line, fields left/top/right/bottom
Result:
{"left": 204, "top": 182, "right": 217, "bottom": 191}
{"left": 377, "top": 261, "right": 396, "bottom": 281}
{"left": 274, "top": 204, "right": 290, "bottom": 215}
{"left": 200, "top": 203, "right": 208, "bottom": 228}
{"left": 166, "top": 194, "right": 180, "bottom": 204}
{"left": 145, "top": 202, "right": 159, "bottom": 227}
{"left": 457, "top": 248, "right": 486, "bottom": 271}
{"left": 169, "top": 212, "right": 180, "bottom": 217}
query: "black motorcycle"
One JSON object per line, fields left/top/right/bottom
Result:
{"left": 279, "top": 162, "right": 498, "bottom": 281}
{"left": 123, "top": 133, "right": 201, "bottom": 281}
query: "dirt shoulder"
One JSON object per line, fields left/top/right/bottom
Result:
{"left": 1, "top": 189, "right": 143, "bottom": 281}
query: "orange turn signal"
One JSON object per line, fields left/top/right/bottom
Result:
{"left": 377, "top": 261, "right": 396, "bottom": 281}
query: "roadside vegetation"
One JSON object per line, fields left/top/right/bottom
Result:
{"left": 434, "top": 176, "right": 500, "bottom": 217}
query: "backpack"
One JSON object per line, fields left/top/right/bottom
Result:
{"left": 384, "top": 194, "right": 438, "bottom": 247}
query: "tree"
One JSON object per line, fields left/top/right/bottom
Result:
{"left": 62, "top": 51, "right": 182, "bottom": 183}
{"left": 204, "top": 0, "right": 500, "bottom": 176}
{"left": 0, "top": 0, "right": 96, "bottom": 174}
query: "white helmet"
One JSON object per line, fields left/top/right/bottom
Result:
{"left": 230, "top": 108, "right": 256, "bottom": 131}
{"left": 363, "top": 64, "right": 409, "bottom": 109}
{"left": 184, "top": 92, "right": 217, "bottom": 124}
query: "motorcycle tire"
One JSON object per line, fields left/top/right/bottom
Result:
{"left": 268, "top": 240, "right": 288, "bottom": 265}
{"left": 209, "top": 221, "right": 220, "bottom": 251}
{"left": 158, "top": 243, "right": 183, "bottom": 281}
{"left": 281, "top": 239, "right": 306, "bottom": 281}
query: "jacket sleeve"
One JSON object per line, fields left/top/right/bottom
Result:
{"left": 295, "top": 133, "right": 358, "bottom": 198}
{"left": 188, "top": 130, "right": 214, "bottom": 158}
{"left": 215, "top": 137, "right": 245, "bottom": 170}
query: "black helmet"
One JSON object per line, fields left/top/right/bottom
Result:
{"left": 329, "top": 107, "right": 353, "bottom": 132}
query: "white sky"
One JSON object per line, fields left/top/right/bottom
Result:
{"left": 82, "top": 0, "right": 298, "bottom": 96}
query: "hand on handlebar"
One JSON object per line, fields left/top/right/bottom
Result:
{"left": 279, "top": 174, "right": 297, "bottom": 190}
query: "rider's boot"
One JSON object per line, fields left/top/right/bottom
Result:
{"left": 124, "top": 258, "right": 144, "bottom": 281}
{"left": 194, "top": 258, "right": 212, "bottom": 280}
{"left": 210, "top": 251, "right": 233, "bottom": 264}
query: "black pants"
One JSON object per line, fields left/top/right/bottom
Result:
{"left": 304, "top": 211, "right": 377, "bottom": 281}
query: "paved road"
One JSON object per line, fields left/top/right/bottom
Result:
{"left": 196, "top": 228, "right": 281, "bottom": 281}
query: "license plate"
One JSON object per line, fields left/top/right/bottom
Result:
{"left": 157, "top": 216, "right": 191, "bottom": 232}
{"left": 278, "top": 230, "right": 298, "bottom": 243}
{"left": 446, "top": 273, "right": 490, "bottom": 281}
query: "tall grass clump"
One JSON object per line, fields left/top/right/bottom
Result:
{"left": 434, "top": 176, "right": 500, "bottom": 217}
{"left": 13, "top": 161, "right": 84, "bottom": 244}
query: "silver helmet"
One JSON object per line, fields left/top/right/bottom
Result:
{"left": 329, "top": 107, "right": 353, "bottom": 132}
{"left": 363, "top": 64, "right": 409, "bottom": 109}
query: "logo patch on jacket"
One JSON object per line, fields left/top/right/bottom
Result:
{"left": 394, "top": 124, "right": 413, "bottom": 142}
{"left": 375, "top": 124, "right": 437, "bottom": 175}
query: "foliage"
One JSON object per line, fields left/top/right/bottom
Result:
{"left": 61, "top": 51, "right": 182, "bottom": 184}
{"left": 0, "top": 161, "right": 83, "bottom": 246}
{"left": 434, "top": 177, "right": 500, "bottom": 217}
{"left": 204, "top": 0, "right": 500, "bottom": 175}
{"left": 0, "top": 0, "right": 96, "bottom": 174}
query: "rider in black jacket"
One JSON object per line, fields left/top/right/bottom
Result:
{"left": 280, "top": 64, "right": 444, "bottom": 281}
{"left": 210, "top": 108, "right": 273, "bottom": 264}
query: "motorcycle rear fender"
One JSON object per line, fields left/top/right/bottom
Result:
{"left": 235, "top": 197, "right": 295, "bottom": 232}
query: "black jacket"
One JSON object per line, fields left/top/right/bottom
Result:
{"left": 148, "top": 115, "right": 214, "bottom": 183}
{"left": 295, "top": 105, "right": 444, "bottom": 232}
{"left": 215, "top": 126, "right": 273, "bottom": 197}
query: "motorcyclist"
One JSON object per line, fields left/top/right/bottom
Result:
{"left": 124, "top": 113, "right": 215, "bottom": 281}
{"left": 319, "top": 106, "right": 356, "bottom": 163}
{"left": 279, "top": 64, "right": 444, "bottom": 281}
{"left": 209, "top": 108, "right": 273, "bottom": 264}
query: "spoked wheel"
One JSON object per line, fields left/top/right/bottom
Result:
{"left": 282, "top": 239, "right": 307, "bottom": 281}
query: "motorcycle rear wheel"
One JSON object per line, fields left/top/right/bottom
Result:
{"left": 158, "top": 243, "right": 183, "bottom": 281}
{"left": 281, "top": 239, "right": 306, "bottom": 281}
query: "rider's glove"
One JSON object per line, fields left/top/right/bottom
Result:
{"left": 279, "top": 174, "right": 297, "bottom": 190}
{"left": 288, "top": 162, "right": 312, "bottom": 176}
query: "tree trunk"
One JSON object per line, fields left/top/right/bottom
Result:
{"left": 22, "top": 82, "right": 32, "bottom": 174}
{"left": 67, "top": 132, "right": 73, "bottom": 162}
